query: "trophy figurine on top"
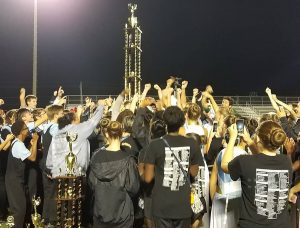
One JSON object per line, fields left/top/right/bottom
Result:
{"left": 65, "top": 132, "right": 78, "bottom": 176}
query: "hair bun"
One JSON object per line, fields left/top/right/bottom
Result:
{"left": 270, "top": 128, "right": 286, "bottom": 148}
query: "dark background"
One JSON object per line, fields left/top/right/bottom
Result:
{"left": 0, "top": 0, "right": 299, "bottom": 108}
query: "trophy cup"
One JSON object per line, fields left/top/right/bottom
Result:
{"left": 31, "top": 196, "right": 43, "bottom": 227}
{"left": 65, "top": 132, "right": 78, "bottom": 176}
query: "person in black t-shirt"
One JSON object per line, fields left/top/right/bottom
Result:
{"left": 221, "top": 120, "right": 292, "bottom": 228}
{"left": 144, "top": 106, "right": 202, "bottom": 228}
{"left": 139, "top": 118, "right": 167, "bottom": 228}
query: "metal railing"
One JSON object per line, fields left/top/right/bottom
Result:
{"left": 66, "top": 95, "right": 300, "bottom": 107}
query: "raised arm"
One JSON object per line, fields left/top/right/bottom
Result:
{"left": 0, "top": 134, "right": 14, "bottom": 151}
{"left": 154, "top": 84, "right": 163, "bottom": 101}
{"left": 19, "top": 88, "right": 26, "bottom": 108}
{"left": 265, "top": 87, "right": 279, "bottom": 111}
{"left": 111, "top": 89, "right": 127, "bottom": 121}
{"left": 130, "top": 93, "right": 139, "bottom": 113}
{"left": 221, "top": 124, "right": 237, "bottom": 173}
{"left": 27, "top": 133, "right": 39, "bottom": 162}
{"left": 274, "top": 95, "right": 297, "bottom": 120}
{"left": 210, "top": 161, "right": 218, "bottom": 200}
{"left": 176, "top": 88, "right": 182, "bottom": 110}
{"left": 180, "top": 80, "right": 188, "bottom": 109}
{"left": 203, "top": 92, "right": 220, "bottom": 121}
{"left": 192, "top": 88, "right": 199, "bottom": 104}
{"left": 140, "top": 83, "right": 151, "bottom": 102}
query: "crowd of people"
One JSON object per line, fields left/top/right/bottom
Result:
{"left": 0, "top": 77, "right": 299, "bottom": 228}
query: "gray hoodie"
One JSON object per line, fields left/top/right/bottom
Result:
{"left": 46, "top": 105, "right": 104, "bottom": 177}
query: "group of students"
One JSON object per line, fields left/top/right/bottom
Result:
{"left": 0, "top": 80, "right": 299, "bottom": 228}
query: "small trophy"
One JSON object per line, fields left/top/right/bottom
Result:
{"left": 65, "top": 132, "right": 78, "bottom": 176}
{"left": 128, "top": 3, "right": 137, "bottom": 27}
{"left": 31, "top": 196, "right": 43, "bottom": 227}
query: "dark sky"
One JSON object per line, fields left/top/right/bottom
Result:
{"left": 0, "top": 0, "right": 299, "bottom": 107}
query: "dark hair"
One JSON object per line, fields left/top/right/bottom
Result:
{"left": 107, "top": 121, "right": 123, "bottom": 139}
{"left": 163, "top": 106, "right": 185, "bottom": 133}
{"left": 187, "top": 103, "right": 201, "bottom": 121}
{"left": 0, "top": 116, "right": 4, "bottom": 126}
{"left": 25, "top": 95, "right": 37, "bottom": 105}
{"left": 259, "top": 113, "right": 279, "bottom": 123}
{"left": 223, "top": 96, "right": 234, "bottom": 106}
{"left": 116, "top": 109, "right": 134, "bottom": 124}
{"left": 256, "top": 120, "right": 286, "bottom": 151}
{"left": 46, "top": 105, "right": 64, "bottom": 120}
{"left": 246, "top": 118, "right": 258, "bottom": 136}
{"left": 223, "top": 115, "right": 237, "bottom": 128}
{"left": 5, "top": 110, "right": 17, "bottom": 125}
{"left": 11, "top": 120, "right": 26, "bottom": 136}
{"left": 122, "top": 115, "right": 134, "bottom": 134}
{"left": 150, "top": 119, "right": 166, "bottom": 139}
{"left": 152, "top": 110, "right": 164, "bottom": 122}
{"left": 58, "top": 112, "right": 76, "bottom": 129}
{"left": 16, "top": 108, "right": 31, "bottom": 121}
{"left": 32, "top": 108, "right": 45, "bottom": 121}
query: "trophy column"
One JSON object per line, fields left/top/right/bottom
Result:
{"left": 55, "top": 132, "right": 84, "bottom": 228}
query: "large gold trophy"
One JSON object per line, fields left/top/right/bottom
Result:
{"left": 55, "top": 131, "right": 84, "bottom": 227}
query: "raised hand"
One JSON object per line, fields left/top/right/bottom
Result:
{"left": 154, "top": 84, "right": 161, "bottom": 91}
{"left": 6, "top": 134, "right": 14, "bottom": 141}
{"left": 144, "top": 83, "right": 151, "bottom": 91}
{"left": 20, "top": 88, "right": 26, "bottom": 95}
{"left": 276, "top": 106, "right": 286, "bottom": 118}
{"left": 265, "top": 87, "right": 271, "bottom": 95}
{"left": 284, "top": 138, "right": 296, "bottom": 155}
{"left": 206, "top": 85, "right": 214, "bottom": 94}
{"left": 97, "top": 99, "right": 106, "bottom": 107}
{"left": 193, "top": 88, "right": 199, "bottom": 96}
{"left": 181, "top": 81, "right": 188, "bottom": 89}
{"left": 228, "top": 124, "right": 238, "bottom": 140}
{"left": 240, "top": 127, "right": 252, "bottom": 145}
{"left": 289, "top": 189, "right": 297, "bottom": 204}
{"left": 31, "top": 132, "right": 39, "bottom": 141}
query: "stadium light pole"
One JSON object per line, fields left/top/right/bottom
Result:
{"left": 32, "top": 0, "right": 38, "bottom": 96}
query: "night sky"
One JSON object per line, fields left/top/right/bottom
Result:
{"left": 0, "top": 0, "right": 299, "bottom": 108}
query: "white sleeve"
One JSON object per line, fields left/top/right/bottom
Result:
{"left": 12, "top": 141, "right": 31, "bottom": 161}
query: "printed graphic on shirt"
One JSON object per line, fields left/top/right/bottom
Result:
{"left": 163, "top": 146, "right": 190, "bottom": 191}
{"left": 255, "top": 169, "right": 289, "bottom": 219}
{"left": 191, "top": 166, "right": 205, "bottom": 213}
{"left": 193, "top": 166, "right": 205, "bottom": 195}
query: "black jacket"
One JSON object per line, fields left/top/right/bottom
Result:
{"left": 89, "top": 152, "right": 140, "bottom": 224}
{"left": 280, "top": 117, "right": 300, "bottom": 140}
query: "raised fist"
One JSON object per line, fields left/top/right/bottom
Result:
{"left": 193, "top": 88, "right": 199, "bottom": 96}
{"left": 265, "top": 87, "right": 271, "bottom": 95}
{"left": 154, "top": 84, "right": 161, "bottom": 90}
{"left": 181, "top": 81, "right": 188, "bottom": 89}
{"left": 144, "top": 83, "right": 151, "bottom": 90}
{"left": 20, "top": 88, "right": 26, "bottom": 94}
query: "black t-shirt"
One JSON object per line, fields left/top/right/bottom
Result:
{"left": 122, "top": 136, "right": 141, "bottom": 158}
{"left": 92, "top": 149, "right": 132, "bottom": 163}
{"left": 228, "top": 153, "right": 292, "bottom": 228}
{"left": 144, "top": 135, "right": 203, "bottom": 219}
